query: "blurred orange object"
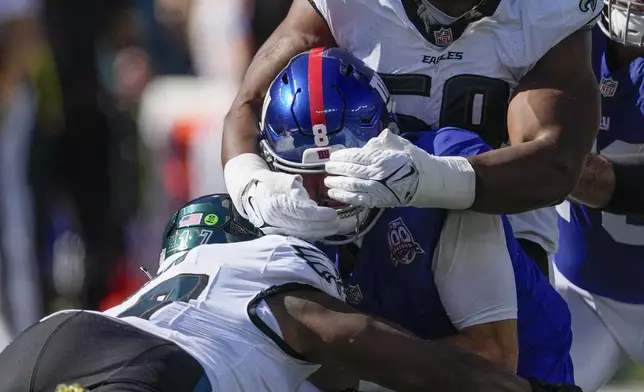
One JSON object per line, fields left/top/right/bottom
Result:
{"left": 98, "top": 257, "right": 146, "bottom": 311}
{"left": 162, "top": 116, "right": 205, "bottom": 201}
{"left": 171, "top": 116, "right": 205, "bottom": 150}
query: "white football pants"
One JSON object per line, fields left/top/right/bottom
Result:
{"left": 553, "top": 264, "right": 644, "bottom": 392}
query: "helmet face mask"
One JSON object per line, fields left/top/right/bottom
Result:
{"left": 259, "top": 48, "right": 396, "bottom": 244}
{"left": 600, "top": 0, "right": 644, "bottom": 47}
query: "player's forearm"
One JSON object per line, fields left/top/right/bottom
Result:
{"left": 280, "top": 290, "right": 530, "bottom": 392}
{"left": 222, "top": 34, "right": 300, "bottom": 164}
{"left": 221, "top": 32, "right": 312, "bottom": 164}
{"left": 600, "top": 154, "right": 644, "bottom": 215}
{"left": 568, "top": 154, "right": 615, "bottom": 209}
{"left": 439, "top": 331, "right": 518, "bottom": 373}
{"left": 222, "top": 101, "right": 263, "bottom": 162}
{"left": 221, "top": 0, "right": 335, "bottom": 166}
{"left": 468, "top": 138, "right": 583, "bottom": 214}
{"left": 569, "top": 153, "right": 644, "bottom": 215}
{"left": 318, "top": 315, "right": 529, "bottom": 392}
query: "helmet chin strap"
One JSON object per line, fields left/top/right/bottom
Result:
{"left": 321, "top": 208, "right": 384, "bottom": 245}
{"left": 139, "top": 266, "right": 154, "bottom": 281}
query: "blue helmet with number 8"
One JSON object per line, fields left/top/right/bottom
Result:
{"left": 259, "top": 47, "right": 396, "bottom": 174}
{"left": 259, "top": 47, "right": 396, "bottom": 244}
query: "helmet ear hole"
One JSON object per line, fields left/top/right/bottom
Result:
{"left": 340, "top": 63, "right": 354, "bottom": 76}
{"left": 281, "top": 73, "right": 289, "bottom": 84}
{"left": 360, "top": 110, "right": 377, "bottom": 126}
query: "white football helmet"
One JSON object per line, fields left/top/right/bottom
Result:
{"left": 600, "top": 0, "right": 644, "bottom": 46}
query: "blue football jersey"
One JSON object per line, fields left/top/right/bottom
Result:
{"left": 555, "top": 27, "right": 644, "bottom": 304}
{"left": 348, "top": 128, "right": 573, "bottom": 383}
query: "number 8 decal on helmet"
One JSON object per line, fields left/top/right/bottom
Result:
{"left": 313, "top": 124, "right": 330, "bottom": 147}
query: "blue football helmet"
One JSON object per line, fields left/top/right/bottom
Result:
{"left": 259, "top": 47, "right": 396, "bottom": 244}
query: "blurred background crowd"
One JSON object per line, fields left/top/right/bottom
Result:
{"left": 0, "top": 0, "right": 290, "bottom": 336}
{"left": 0, "top": 1, "right": 641, "bottom": 390}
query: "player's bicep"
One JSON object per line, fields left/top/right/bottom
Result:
{"left": 432, "top": 210, "right": 517, "bottom": 330}
{"left": 509, "top": 29, "right": 599, "bottom": 149}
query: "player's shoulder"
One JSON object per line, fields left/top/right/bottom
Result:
{"left": 259, "top": 235, "right": 345, "bottom": 300}
{"left": 493, "top": 0, "right": 601, "bottom": 70}
{"left": 254, "top": 234, "right": 319, "bottom": 252}
{"left": 170, "top": 236, "right": 325, "bottom": 270}
{"left": 169, "top": 236, "right": 295, "bottom": 271}
{"left": 521, "top": 0, "right": 601, "bottom": 38}
{"left": 265, "top": 235, "right": 331, "bottom": 263}
{"left": 213, "top": 234, "right": 329, "bottom": 266}
{"left": 505, "top": 0, "right": 601, "bottom": 27}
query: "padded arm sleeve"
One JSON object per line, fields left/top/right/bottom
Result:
{"left": 432, "top": 210, "right": 517, "bottom": 330}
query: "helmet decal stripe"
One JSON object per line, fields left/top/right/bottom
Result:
{"left": 308, "top": 48, "right": 327, "bottom": 128}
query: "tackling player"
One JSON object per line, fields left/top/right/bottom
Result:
{"left": 0, "top": 194, "right": 577, "bottom": 392}
{"left": 258, "top": 48, "right": 574, "bottom": 384}
{"left": 222, "top": 0, "right": 603, "bottom": 275}
{"left": 553, "top": 3, "right": 644, "bottom": 391}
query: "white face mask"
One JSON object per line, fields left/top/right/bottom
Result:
{"left": 600, "top": 0, "right": 644, "bottom": 47}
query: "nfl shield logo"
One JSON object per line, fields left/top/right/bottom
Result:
{"left": 345, "top": 284, "right": 363, "bottom": 305}
{"left": 599, "top": 77, "right": 618, "bottom": 97}
{"left": 434, "top": 27, "right": 453, "bottom": 47}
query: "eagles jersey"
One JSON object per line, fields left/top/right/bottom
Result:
{"left": 555, "top": 27, "right": 644, "bottom": 304}
{"left": 310, "top": 0, "right": 602, "bottom": 254}
{"left": 348, "top": 128, "right": 574, "bottom": 383}
{"left": 104, "top": 235, "right": 345, "bottom": 391}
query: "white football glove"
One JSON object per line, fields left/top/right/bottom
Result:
{"left": 224, "top": 153, "right": 339, "bottom": 239}
{"left": 324, "top": 129, "right": 476, "bottom": 209}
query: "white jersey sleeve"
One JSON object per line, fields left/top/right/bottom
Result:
{"left": 308, "top": 0, "right": 350, "bottom": 46}
{"left": 432, "top": 210, "right": 517, "bottom": 330}
{"left": 104, "top": 235, "right": 342, "bottom": 392}
{"left": 514, "top": 0, "right": 602, "bottom": 75}
{"left": 263, "top": 236, "right": 346, "bottom": 301}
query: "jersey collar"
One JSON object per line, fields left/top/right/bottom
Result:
{"left": 400, "top": 0, "right": 502, "bottom": 47}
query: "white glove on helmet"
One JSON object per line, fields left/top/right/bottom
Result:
{"left": 224, "top": 153, "right": 339, "bottom": 239}
{"left": 324, "top": 129, "right": 476, "bottom": 209}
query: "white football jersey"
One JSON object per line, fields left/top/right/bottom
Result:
{"left": 310, "top": 0, "right": 602, "bottom": 253}
{"left": 104, "top": 235, "right": 345, "bottom": 392}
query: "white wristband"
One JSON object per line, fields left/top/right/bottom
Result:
{"left": 223, "top": 153, "right": 302, "bottom": 218}
{"left": 409, "top": 153, "right": 476, "bottom": 210}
